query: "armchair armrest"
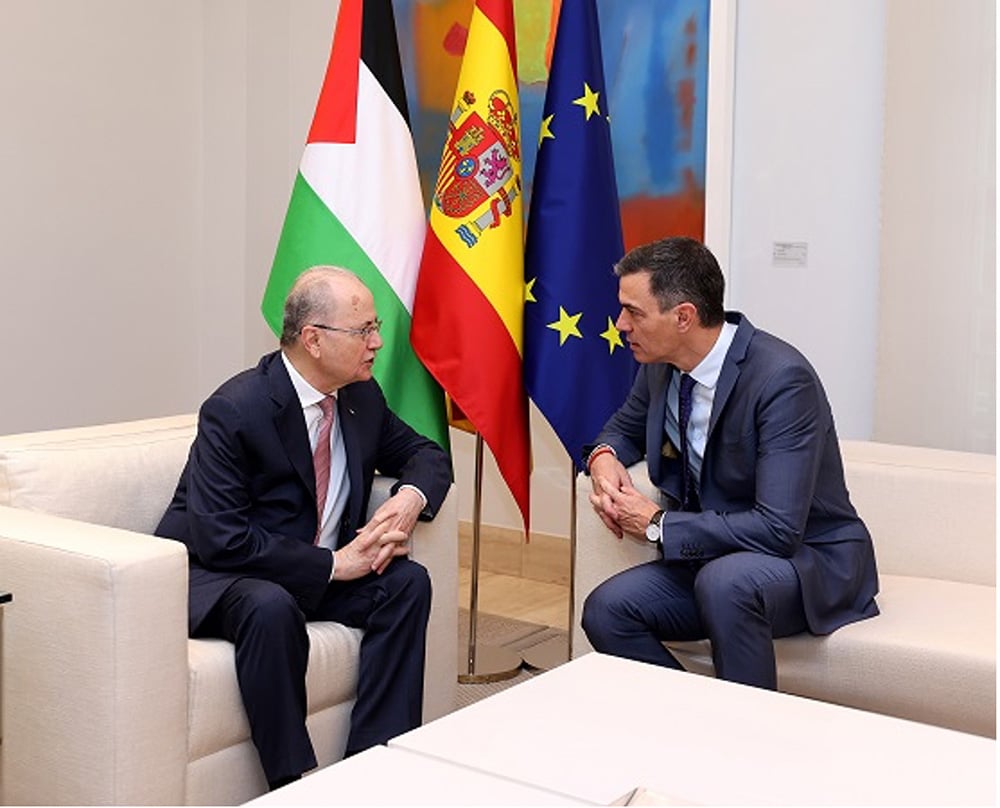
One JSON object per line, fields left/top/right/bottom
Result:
{"left": 368, "top": 478, "right": 458, "bottom": 721}
{"left": 573, "top": 465, "right": 659, "bottom": 658}
{"left": 0, "top": 505, "right": 190, "bottom": 805}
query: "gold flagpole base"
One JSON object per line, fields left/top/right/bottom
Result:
{"left": 457, "top": 644, "right": 523, "bottom": 684}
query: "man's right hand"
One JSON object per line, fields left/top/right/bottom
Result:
{"left": 588, "top": 452, "right": 633, "bottom": 540}
{"left": 332, "top": 519, "right": 409, "bottom": 580}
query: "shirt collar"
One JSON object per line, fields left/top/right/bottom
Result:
{"left": 281, "top": 351, "right": 335, "bottom": 410}
{"left": 687, "top": 321, "right": 738, "bottom": 390}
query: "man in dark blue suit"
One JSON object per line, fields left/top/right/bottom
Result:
{"left": 156, "top": 266, "right": 452, "bottom": 789}
{"left": 583, "top": 237, "right": 878, "bottom": 690}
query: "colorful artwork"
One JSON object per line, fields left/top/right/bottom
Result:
{"left": 395, "top": 0, "right": 710, "bottom": 250}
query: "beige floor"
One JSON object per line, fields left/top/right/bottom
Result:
{"left": 458, "top": 568, "right": 571, "bottom": 631}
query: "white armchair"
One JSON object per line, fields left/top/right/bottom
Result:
{"left": 572, "top": 441, "right": 996, "bottom": 738}
{"left": 0, "top": 415, "right": 458, "bottom": 805}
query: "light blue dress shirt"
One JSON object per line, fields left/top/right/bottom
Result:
{"left": 663, "top": 322, "right": 738, "bottom": 486}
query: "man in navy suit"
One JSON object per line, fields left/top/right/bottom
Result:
{"left": 583, "top": 237, "right": 878, "bottom": 690}
{"left": 156, "top": 267, "right": 452, "bottom": 789}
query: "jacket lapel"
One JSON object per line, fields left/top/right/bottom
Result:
{"left": 646, "top": 363, "right": 672, "bottom": 484}
{"left": 708, "top": 313, "right": 754, "bottom": 440}
{"left": 266, "top": 353, "right": 315, "bottom": 497}
{"left": 337, "top": 387, "right": 365, "bottom": 526}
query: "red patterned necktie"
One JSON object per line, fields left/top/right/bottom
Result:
{"left": 313, "top": 396, "right": 335, "bottom": 544}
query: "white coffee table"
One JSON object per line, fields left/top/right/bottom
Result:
{"left": 390, "top": 653, "right": 996, "bottom": 806}
{"left": 244, "top": 744, "right": 591, "bottom": 806}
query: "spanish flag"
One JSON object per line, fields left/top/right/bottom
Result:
{"left": 411, "top": 0, "right": 530, "bottom": 531}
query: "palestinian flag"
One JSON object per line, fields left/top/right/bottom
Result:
{"left": 262, "top": 0, "right": 448, "bottom": 450}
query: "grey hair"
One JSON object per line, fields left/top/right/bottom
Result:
{"left": 279, "top": 266, "right": 360, "bottom": 346}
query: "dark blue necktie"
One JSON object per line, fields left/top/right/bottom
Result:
{"left": 678, "top": 373, "right": 697, "bottom": 511}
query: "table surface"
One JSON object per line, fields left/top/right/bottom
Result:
{"left": 391, "top": 652, "right": 997, "bottom": 806}
{"left": 244, "top": 744, "right": 592, "bottom": 806}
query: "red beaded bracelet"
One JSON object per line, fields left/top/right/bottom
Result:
{"left": 587, "top": 445, "right": 615, "bottom": 472}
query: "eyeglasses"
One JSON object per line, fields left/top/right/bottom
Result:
{"left": 307, "top": 319, "right": 383, "bottom": 339}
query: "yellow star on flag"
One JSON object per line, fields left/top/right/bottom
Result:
{"left": 525, "top": 277, "right": 537, "bottom": 303}
{"left": 573, "top": 82, "right": 601, "bottom": 121}
{"left": 547, "top": 307, "right": 583, "bottom": 346}
{"left": 538, "top": 114, "right": 555, "bottom": 146}
{"left": 599, "top": 317, "right": 625, "bottom": 354}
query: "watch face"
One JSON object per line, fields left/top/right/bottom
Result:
{"left": 645, "top": 510, "right": 663, "bottom": 543}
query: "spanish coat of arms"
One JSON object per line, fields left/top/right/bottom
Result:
{"left": 433, "top": 88, "right": 522, "bottom": 248}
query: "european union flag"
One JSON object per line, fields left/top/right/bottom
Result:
{"left": 524, "top": 0, "right": 635, "bottom": 471}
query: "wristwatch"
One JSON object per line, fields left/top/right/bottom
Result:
{"left": 645, "top": 509, "right": 665, "bottom": 543}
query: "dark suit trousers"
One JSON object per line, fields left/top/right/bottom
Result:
{"left": 581, "top": 551, "right": 807, "bottom": 689}
{"left": 194, "top": 558, "right": 431, "bottom": 785}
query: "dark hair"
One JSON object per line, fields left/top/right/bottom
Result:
{"left": 614, "top": 237, "right": 725, "bottom": 327}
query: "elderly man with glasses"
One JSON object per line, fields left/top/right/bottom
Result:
{"left": 156, "top": 266, "right": 452, "bottom": 791}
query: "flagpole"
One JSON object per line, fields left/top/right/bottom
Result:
{"left": 458, "top": 434, "right": 523, "bottom": 684}
{"left": 521, "top": 459, "right": 576, "bottom": 670}
{"left": 569, "top": 462, "right": 577, "bottom": 659}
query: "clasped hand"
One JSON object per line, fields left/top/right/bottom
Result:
{"left": 333, "top": 487, "right": 424, "bottom": 580}
{"left": 588, "top": 454, "right": 660, "bottom": 541}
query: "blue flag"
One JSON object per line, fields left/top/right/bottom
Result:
{"left": 524, "top": 0, "right": 635, "bottom": 471}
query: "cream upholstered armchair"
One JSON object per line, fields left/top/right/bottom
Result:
{"left": 0, "top": 414, "right": 458, "bottom": 805}
{"left": 572, "top": 440, "right": 995, "bottom": 738}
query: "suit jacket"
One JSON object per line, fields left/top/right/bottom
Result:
{"left": 156, "top": 351, "right": 453, "bottom": 633}
{"left": 589, "top": 313, "right": 879, "bottom": 635}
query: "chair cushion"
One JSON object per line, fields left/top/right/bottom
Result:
{"left": 187, "top": 622, "right": 363, "bottom": 761}
{"left": 668, "top": 574, "right": 996, "bottom": 736}
{"left": 840, "top": 441, "right": 996, "bottom": 585}
{"left": 0, "top": 415, "right": 196, "bottom": 534}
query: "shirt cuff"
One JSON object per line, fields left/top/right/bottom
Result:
{"left": 398, "top": 483, "right": 428, "bottom": 510}
{"left": 328, "top": 548, "right": 336, "bottom": 582}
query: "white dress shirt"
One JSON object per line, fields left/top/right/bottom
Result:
{"left": 281, "top": 353, "right": 349, "bottom": 552}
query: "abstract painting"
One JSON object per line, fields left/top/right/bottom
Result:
{"left": 395, "top": 0, "right": 709, "bottom": 250}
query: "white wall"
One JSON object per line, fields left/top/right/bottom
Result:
{"left": 0, "top": 1, "right": 341, "bottom": 436}
{"left": 0, "top": 0, "right": 993, "bottom": 540}
{"left": 724, "top": 0, "right": 995, "bottom": 455}
{"left": 875, "top": 0, "right": 996, "bottom": 453}
{"left": 0, "top": 1, "right": 205, "bottom": 432}
{"left": 726, "top": 0, "right": 885, "bottom": 440}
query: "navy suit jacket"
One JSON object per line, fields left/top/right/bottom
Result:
{"left": 590, "top": 313, "right": 879, "bottom": 635}
{"left": 156, "top": 351, "right": 453, "bottom": 633}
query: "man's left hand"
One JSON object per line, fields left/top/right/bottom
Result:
{"left": 598, "top": 479, "right": 661, "bottom": 539}
{"left": 364, "top": 487, "right": 424, "bottom": 543}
